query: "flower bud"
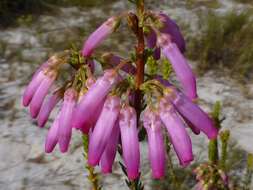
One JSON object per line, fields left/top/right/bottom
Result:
{"left": 158, "top": 34, "right": 197, "bottom": 100}
{"left": 156, "top": 12, "right": 186, "bottom": 53}
{"left": 166, "top": 89, "right": 218, "bottom": 139}
{"left": 45, "top": 114, "right": 60, "bottom": 153}
{"left": 100, "top": 121, "right": 120, "bottom": 173}
{"left": 82, "top": 17, "right": 120, "bottom": 57}
{"left": 159, "top": 98, "right": 193, "bottom": 166}
{"left": 73, "top": 69, "right": 120, "bottom": 132}
{"left": 119, "top": 105, "right": 140, "bottom": 180}
{"left": 144, "top": 28, "right": 161, "bottom": 60}
{"left": 29, "top": 70, "right": 57, "bottom": 118}
{"left": 58, "top": 88, "right": 77, "bottom": 153}
{"left": 37, "top": 91, "right": 62, "bottom": 128}
{"left": 143, "top": 107, "right": 166, "bottom": 179}
{"left": 102, "top": 53, "right": 136, "bottom": 74}
{"left": 23, "top": 70, "right": 45, "bottom": 107}
{"left": 88, "top": 96, "right": 120, "bottom": 166}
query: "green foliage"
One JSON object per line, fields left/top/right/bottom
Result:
{"left": 234, "top": 0, "right": 253, "bottom": 4}
{"left": 146, "top": 56, "right": 158, "bottom": 76}
{"left": 244, "top": 154, "right": 253, "bottom": 190}
{"left": 186, "top": 0, "right": 221, "bottom": 9}
{"left": 161, "top": 59, "right": 173, "bottom": 80}
{"left": 219, "top": 130, "right": 230, "bottom": 170}
{"left": 0, "top": 0, "right": 52, "bottom": 27}
{"left": 82, "top": 135, "right": 102, "bottom": 190}
{"left": 0, "top": 0, "right": 116, "bottom": 27}
{"left": 188, "top": 11, "right": 253, "bottom": 82}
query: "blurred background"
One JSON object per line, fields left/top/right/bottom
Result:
{"left": 0, "top": 0, "right": 253, "bottom": 189}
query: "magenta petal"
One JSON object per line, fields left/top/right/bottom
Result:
{"left": 29, "top": 71, "right": 57, "bottom": 118}
{"left": 143, "top": 108, "right": 166, "bottom": 179}
{"left": 79, "top": 98, "right": 104, "bottom": 134}
{"left": 45, "top": 114, "right": 60, "bottom": 153}
{"left": 82, "top": 17, "right": 118, "bottom": 57}
{"left": 37, "top": 92, "right": 61, "bottom": 128}
{"left": 119, "top": 106, "right": 140, "bottom": 180}
{"left": 31, "top": 62, "right": 49, "bottom": 80}
{"left": 159, "top": 38, "right": 197, "bottom": 100}
{"left": 155, "top": 75, "right": 173, "bottom": 87}
{"left": 23, "top": 71, "right": 45, "bottom": 107}
{"left": 181, "top": 114, "right": 201, "bottom": 135}
{"left": 88, "top": 96, "right": 120, "bottom": 166}
{"left": 58, "top": 89, "right": 77, "bottom": 153}
{"left": 159, "top": 99, "right": 193, "bottom": 167}
{"left": 157, "top": 12, "right": 186, "bottom": 53}
{"left": 167, "top": 90, "right": 218, "bottom": 139}
{"left": 102, "top": 53, "right": 136, "bottom": 74}
{"left": 100, "top": 121, "right": 120, "bottom": 173}
{"left": 145, "top": 28, "right": 161, "bottom": 60}
{"left": 73, "top": 70, "right": 119, "bottom": 131}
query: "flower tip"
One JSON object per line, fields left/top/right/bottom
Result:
{"left": 58, "top": 137, "right": 70, "bottom": 153}
{"left": 59, "top": 145, "right": 68, "bottom": 153}
{"left": 127, "top": 172, "right": 140, "bottom": 180}
{"left": 180, "top": 159, "right": 193, "bottom": 167}
{"left": 30, "top": 105, "right": 40, "bottom": 118}
{"left": 37, "top": 120, "right": 46, "bottom": 128}
{"left": 45, "top": 146, "right": 54, "bottom": 154}
{"left": 45, "top": 139, "right": 57, "bottom": 153}
{"left": 151, "top": 169, "right": 165, "bottom": 179}
{"left": 101, "top": 167, "right": 112, "bottom": 174}
{"left": 207, "top": 128, "right": 219, "bottom": 140}
{"left": 87, "top": 158, "right": 98, "bottom": 167}
{"left": 22, "top": 97, "right": 29, "bottom": 107}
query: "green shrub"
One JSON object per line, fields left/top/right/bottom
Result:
{"left": 0, "top": 0, "right": 116, "bottom": 28}
{"left": 188, "top": 11, "right": 253, "bottom": 82}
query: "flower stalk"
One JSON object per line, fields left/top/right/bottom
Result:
{"left": 134, "top": 0, "right": 145, "bottom": 121}
{"left": 208, "top": 101, "right": 222, "bottom": 164}
{"left": 82, "top": 135, "right": 101, "bottom": 190}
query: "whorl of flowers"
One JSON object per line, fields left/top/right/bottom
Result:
{"left": 22, "top": 5, "right": 218, "bottom": 181}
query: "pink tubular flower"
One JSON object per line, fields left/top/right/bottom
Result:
{"left": 82, "top": 17, "right": 120, "bottom": 57}
{"left": 73, "top": 69, "right": 120, "bottom": 132}
{"left": 37, "top": 91, "right": 62, "bottom": 128}
{"left": 58, "top": 88, "right": 77, "bottom": 153}
{"left": 102, "top": 53, "right": 136, "bottom": 74}
{"left": 158, "top": 34, "right": 197, "bottom": 100}
{"left": 45, "top": 114, "right": 60, "bottom": 153}
{"left": 145, "top": 28, "right": 161, "bottom": 60}
{"left": 165, "top": 89, "right": 218, "bottom": 139}
{"left": 156, "top": 12, "right": 186, "bottom": 53}
{"left": 23, "top": 70, "right": 46, "bottom": 107}
{"left": 143, "top": 107, "right": 166, "bottom": 179}
{"left": 100, "top": 121, "right": 120, "bottom": 173}
{"left": 159, "top": 98, "right": 193, "bottom": 167}
{"left": 29, "top": 70, "right": 57, "bottom": 118}
{"left": 88, "top": 96, "right": 120, "bottom": 166}
{"left": 155, "top": 75, "right": 172, "bottom": 87}
{"left": 181, "top": 115, "right": 201, "bottom": 135}
{"left": 154, "top": 76, "right": 200, "bottom": 135}
{"left": 119, "top": 105, "right": 140, "bottom": 180}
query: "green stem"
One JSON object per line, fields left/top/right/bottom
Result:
{"left": 82, "top": 135, "right": 101, "bottom": 190}
{"left": 219, "top": 130, "right": 230, "bottom": 170}
{"left": 243, "top": 154, "right": 253, "bottom": 190}
{"left": 208, "top": 139, "right": 219, "bottom": 164}
{"left": 166, "top": 138, "right": 180, "bottom": 189}
{"left": 123, "top": 1, "right": 145, "bottom": 190}
{"left": 134, "top": 0, "right": 145, "bottom": 122}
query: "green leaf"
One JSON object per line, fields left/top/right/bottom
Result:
{"left": 161, "top": 59, "right": 172, "bottom": 79}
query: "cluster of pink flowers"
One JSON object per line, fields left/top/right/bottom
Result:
{"left": 23, "top": 11, "right": 218, "bottom": 180}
